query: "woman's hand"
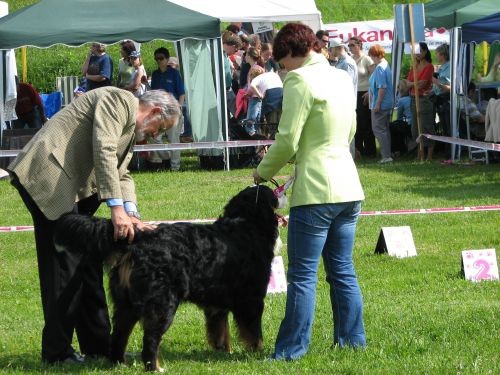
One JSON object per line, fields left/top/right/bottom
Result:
{"left": 362, "top": 92, "right": 369, "bottom": 106}
{"left": 253, "top": 169, "right": 264, "bottom": 184}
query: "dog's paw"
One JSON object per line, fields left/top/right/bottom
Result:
{"left": 144, "top": 360, "right": 164, "bottom": 372}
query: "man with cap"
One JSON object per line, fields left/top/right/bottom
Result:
{"left": 329, "top": 37, "right": 358, "bottom": 92}
{"left": 329, "top": 37, "right": 358, "bottom": 158}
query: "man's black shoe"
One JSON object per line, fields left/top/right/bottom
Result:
{"left": 61, "top": 352, "right": 85, "bottom": 364}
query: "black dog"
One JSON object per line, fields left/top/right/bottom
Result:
{"left": 53, "top": 185, "right": 279, "bottom": 371}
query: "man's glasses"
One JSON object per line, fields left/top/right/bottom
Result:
{"left": 322, "top": 39, "right": 329, "bottom": 44}
{"left": 348, "top": 44, "right": 357, "bottom": 48}
{"left": 155, "top": 56, "right": 166, "bottom": 61}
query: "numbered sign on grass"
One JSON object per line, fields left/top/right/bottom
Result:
{"left": 375, "top": 226, "right": 417, "bottom": 258}
{"left": 461, "top": 249, "right": 499, "bottom": 282}
{"left": 267, "top": 256, "right": 287, "bottom": 294}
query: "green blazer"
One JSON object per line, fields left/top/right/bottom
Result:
{"left": 9, "top": 87, "right": 138, "bottom": 220}
{"left": 257, "top": 53, "right": 365, "bottom": 207}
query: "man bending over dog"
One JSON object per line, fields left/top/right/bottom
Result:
{"left": 7, "top": 87, "right": 180, "bottom": 364}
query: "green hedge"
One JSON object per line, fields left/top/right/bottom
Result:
{"left": 19, "top": 41, "right": 173, "bottom": 93}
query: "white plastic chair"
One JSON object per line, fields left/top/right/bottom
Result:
{"left": 56, "top": 76, "right": 80, "bottom": 107}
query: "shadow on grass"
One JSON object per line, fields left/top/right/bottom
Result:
{"left": 158, "top": 346, "right": 268, "bottom": 362}
{"left": 446, "top": 270, "right": 465, "bottom": 280}
{"left": 0, "top": 353, "right": 114, "bottom": 373}
{"left": 0, "top": 348, "right": 263, "bottom": 373}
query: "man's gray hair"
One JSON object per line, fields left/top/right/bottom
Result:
{"left": 139, "top": 90, "right": 181, "bottom": 119}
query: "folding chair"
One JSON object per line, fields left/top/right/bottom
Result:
{"left": 56, "top": 76, "right": 80, "bottom": 107}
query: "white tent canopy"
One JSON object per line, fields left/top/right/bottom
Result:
{"left": 169, "top": 0, "right": 322, "bottom": 32}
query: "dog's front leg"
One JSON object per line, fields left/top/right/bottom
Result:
{"left": 204, "top": 307, "right": 231, "bottom": 352}
{"left": 233, "top": 300, "right": 265, "bottom": 351}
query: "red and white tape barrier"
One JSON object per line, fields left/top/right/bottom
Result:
{"left": 2, "top": 205, "right": 500, "bottom": 233}
{"left": 3, "top": 134, "right": 496, "bottom": 158}
{"left": 0, "top": 140, "right": 275, "bottom": 158}
{"left": 420, "top": 134, "right": 500, "bottom": 152}
{"left": 360, "top": 205, "right": 500, "bottom": 216}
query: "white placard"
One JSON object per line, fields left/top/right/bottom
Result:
{"left": 252, "top": 22, "right": 273, "bottom": 34}
{"left": 461, "top": 249, "right": 499, "bottom": 282}
{"left": 267, "top": 256, "right": 287, "bottom": 294}
{"left": 375, "top": 226, "right": 417, "bottom": 258}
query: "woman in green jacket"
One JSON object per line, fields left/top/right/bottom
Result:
{"left": 253, "top": 23, "right": 366, "bottom": 360}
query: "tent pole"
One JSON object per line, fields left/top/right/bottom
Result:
{"left": 21, "top": 47, "right": 27, "bottom": 82}
{"left": 408, "top": 4, "right": 424, "bottom": 162}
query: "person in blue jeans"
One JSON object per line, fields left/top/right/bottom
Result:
{"left": 244, "top": 65, "right": 265, "bottom": 136}
{"left": 253, "top": 23, "right": 366, "bottom": 360}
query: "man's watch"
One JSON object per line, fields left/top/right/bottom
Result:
{"left": 127, "top": 211, "right": 141, "bottom": 220}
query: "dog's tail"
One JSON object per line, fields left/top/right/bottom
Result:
{"left": 53, "top": 213, "right": 116, "bottom": 258}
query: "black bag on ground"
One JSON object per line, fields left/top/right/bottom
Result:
{"left": 390, "top": 119, "right": 412, "bottom": 154}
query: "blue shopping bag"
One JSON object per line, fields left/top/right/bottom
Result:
{"left": 40, "top": 91, "right": 62, "bottom": 118}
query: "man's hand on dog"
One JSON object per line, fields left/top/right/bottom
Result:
{"left": 130, "top": 217, "right": 157, "bottom": 233}
{"left": 111, "top": 206, "right": 157, "bottom": 243}
{"left": 111, "top": 206, "right": 135, "bottom": 243}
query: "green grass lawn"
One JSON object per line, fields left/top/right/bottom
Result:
{"left": 0, "top": 153, "right": 499, "bottom": 374}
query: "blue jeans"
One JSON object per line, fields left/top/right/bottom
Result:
{"left": 245, "top": 97, "right": 262, "bottom": 135}
{"left": 272, "top": 201, "right": 366, "bottom": 360}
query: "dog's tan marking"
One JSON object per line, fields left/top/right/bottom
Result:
{"left": 117, "top": 252, "right": 133, "bottom": 289}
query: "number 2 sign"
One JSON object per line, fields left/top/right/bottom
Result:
{"left": 461, "top": 249, "right": 499, "bottom": 282}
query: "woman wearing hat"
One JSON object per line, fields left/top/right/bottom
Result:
{"left": 116, "top": 40, "right": 136, "bottom": 89}
{"left": 125, "top": 50, "right": 147, "bottom": 97}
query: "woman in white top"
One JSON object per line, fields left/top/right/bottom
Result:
{"left": 249, "top": 71, "right": 283, "bottom": 119}
{"left": 348, "top": 36, "right": 376, "bottom": 158}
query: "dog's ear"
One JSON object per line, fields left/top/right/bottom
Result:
{"left": 257, "top": 185, "right": 279, "bottom": 210}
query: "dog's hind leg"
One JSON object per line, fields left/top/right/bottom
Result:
{"left": 109, "top": 302, "right": 140, "bottom": 364}
{"left": 233, "top": 300, "right": 264, "bottom": 351}
{"left": 142, "top": 300, "right": 178, "bottom": 372}
{"left": 204, "top": 307, "right": 231, "bottom": 352}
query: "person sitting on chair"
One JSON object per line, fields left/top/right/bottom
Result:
{"left": 460, "top": 82, "right": 486, "bottom": 140}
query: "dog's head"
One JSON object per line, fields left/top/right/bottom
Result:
{"left": 222, "top": 185, "right": 279, "bottom": 224}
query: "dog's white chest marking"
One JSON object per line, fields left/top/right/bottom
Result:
{"left": 273, "top": 234, "right": 283, "bottom": 256}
